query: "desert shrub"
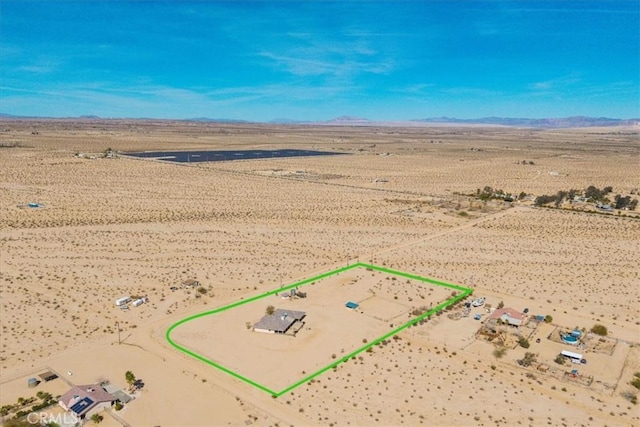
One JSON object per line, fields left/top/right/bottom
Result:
{"left": 544, "top": 315, "right": 553, "bottom": 323}
{"left": 621, "top": 391, "right": 637, "bottom": 404}
{"left": 197, "top": 286, "right": 207, "bottom": 295}
{"left": 114, "top": 401, "right": 123, "bottom": 411}
{"left": 590, "top": 324, "right": 608, "bottom": 336}
{"left": 554, "top": 354, "right": 566, "bottom": 365}
{"left": 518, "top": 337, "right": 530, "bottom": 349}
{"left": 534, "top": 194, "right": 558, "bottom": 206}
{"left": 265, "top": 305, "right": 275, "bottom": 315}
{"left": 520, "top": 352, "right": 537, "bottom": 367}
{"left": 493, "top": 347, "right": 507, "bottom": 359}
{"left": 631, "top": 377, "right": 640, "bottom": 390}
{"left": 4, "top": 419, "right": 32, "bottom": 427}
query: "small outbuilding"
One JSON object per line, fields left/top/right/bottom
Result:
{"left": 182, "top": 279, "right": 200, "bottom": 289}
{"left": 345, "top": 301, "right": 359, "bottom": 309}
{"left": 39, "top": 371, "right": 58, "bottom": 382}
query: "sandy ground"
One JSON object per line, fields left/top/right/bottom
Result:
{"left": 1, "top": 120, "right": 639, "bottom": 426}
{"left": 171, "top": 268, "right": 455, "bottom": 392}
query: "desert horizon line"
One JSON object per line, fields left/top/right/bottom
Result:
{"left": 1, "top": 112, "right": 638, "bottom": 127}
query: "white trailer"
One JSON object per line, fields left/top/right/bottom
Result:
{"left": 561, "top": 350, "right": 583, "bottom": 363}
{"left": 115, "top": 296, "right": 131, "bottom": 307}
{"left": 132, "top": 298, "right": 144, "bottom": 307}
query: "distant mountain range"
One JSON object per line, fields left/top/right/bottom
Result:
{"left": 412, "top": 116, "right": 640, "bottom": 128}
{"left": 312, "top": 115, "right": 639, "bottom": 128}
{"left": 1, "top": 113, "right": 638, "bottom": 128}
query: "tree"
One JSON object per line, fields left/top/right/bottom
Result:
{"left": 125, "top": 371, "right": 136, "bottom": 387}
{"left": 555, "top": 191, "right": 567, "bottom": 207}
{"left": 36, "top": 391, "right": 52, "bottom": 401}
{"left": 520, "top": 352, "right": 537, "bottom": 367}
{"left": 614, "top": 195, "right": 631, "bottom": 210}
{"left": 554, "top": 354, "right": 566, "bottom": 365}
{"left": 497, "top": 301, "right": 504, "bottom": 309}
{"left": 630, "top": 199, "right": 639, "bottom": 211}
{"left": 585, "top": 185, "right": 600, "bottom": 200}
{"left": 632, "top": 373, "right": 640, "bottom": 390}
{"left": 567, "top": 188, "right": 579, "bottom": 200}
{"left": 590, "top": 324, "right": 608, "bottom": 336}
{"left": 534, "top": 194, "right": 558, "bottom": 207}
{"left": 493, "top": 347, "right": 507, "bottom": 359}
{"left": 544, "top": 315, "right": 553, "bottom": 323}
{"left": 265, "top": 305, "right": 275, "bottom": 315}
{"left": 518, "top": 337, "right": 531, "bottom": 349}
{"left": 90, "top": 413, "right": 104, "bottom": 424}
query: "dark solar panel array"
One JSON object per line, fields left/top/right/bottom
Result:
{"left": 69, "top": 397, "right": 94, "bottom": 414}
{"left": 124, "top": 149, "right": 347, "bottom": 163}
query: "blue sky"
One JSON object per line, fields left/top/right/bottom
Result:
{"left": 1, "top": 1, "right": 638, "bottom": 120}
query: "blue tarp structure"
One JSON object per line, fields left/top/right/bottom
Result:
{"left": 345, "top": 301, "right": 359, "bottom": 309}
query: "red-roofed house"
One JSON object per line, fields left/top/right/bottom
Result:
{"left": 488, "top": 307, "right": 526, "bottom": 326}
{"left": 59, "top": 384, "right": 115, "bottom": 419}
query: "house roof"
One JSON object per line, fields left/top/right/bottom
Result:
{"left": 102, "top": 383, "right": 133, "bottom": 404}
{"left": 488, "top": 307, "right": 525, "bottom": 322}
{"left": 253, "top": 309, "right": 306, "bottom": 333}
{"left": 60, "top": 384, "right": 114, "bottom": 416}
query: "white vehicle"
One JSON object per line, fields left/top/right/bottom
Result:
{"left": 471, "top": 297, "right": 485, "bottom": 307}
{"left": 115, "top": 296, "right": 131, "bottom": 307}
{"left": 132, "top": 298, "right": 145, "bottom": 307}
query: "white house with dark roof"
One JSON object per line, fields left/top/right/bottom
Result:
{"left": 59, "top": 384, "right": 115, "bottom": 419}
{"left": 253, "top": 309, "right": 306, "bottom": 334}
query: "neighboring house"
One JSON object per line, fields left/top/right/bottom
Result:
{"left": 253, "top": 309, "right": 306, "bottom": 334}
{"left": 488, "top": 307, "right": 526, "bottom": 326}
{"left": 59, "top": 384, "right": 115, "bottom": 419}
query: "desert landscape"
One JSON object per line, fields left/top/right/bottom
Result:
{"left": 1, "top": 119, "right": 639, "bottom": 426}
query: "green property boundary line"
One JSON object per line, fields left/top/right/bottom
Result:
{"left": 165, "top": 262, "right": 473, "bottom": 397}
